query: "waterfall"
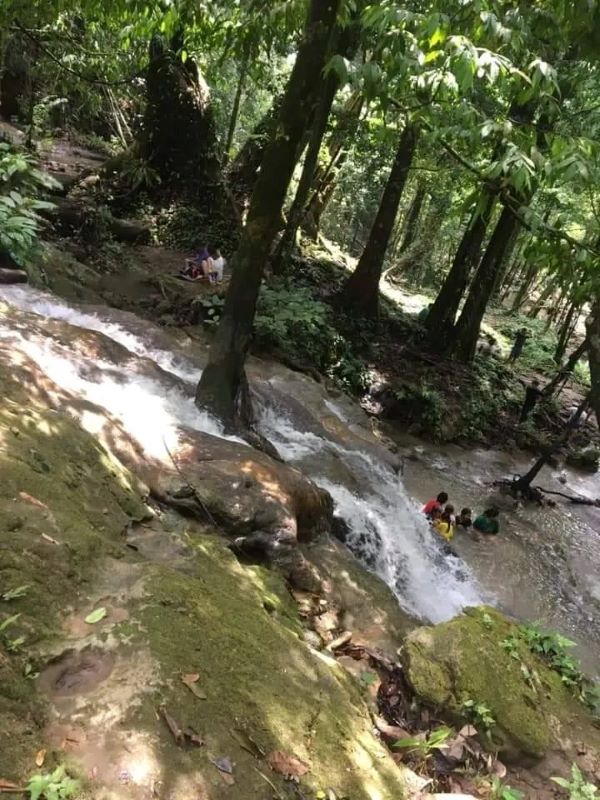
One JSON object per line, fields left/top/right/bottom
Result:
{"left": 0, "top": 284, "right": 483, "bottom": 623}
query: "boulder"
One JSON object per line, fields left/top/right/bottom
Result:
{"left": 402, "top": 606, "right": 600, "bottom": 764}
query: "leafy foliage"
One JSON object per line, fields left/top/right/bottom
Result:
{"left": 552, "top": 764, "right": 598, "bottom": 800}
{"left": 461, "top": 698, "right": 496, "bottom": 732}
{"left": 26, "top": 766, "right": 79, "bottom": 800}
{"left": 0, "top": 144, "right": 57, "bottom": 266}
{"left": 254, "top": 285, "right": 368, "bottom": 393}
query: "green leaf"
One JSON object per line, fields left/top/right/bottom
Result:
{"left": 85, "top": 607, "right": 107, "bottom": 624}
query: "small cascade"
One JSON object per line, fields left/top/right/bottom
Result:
{"left": 0, "top": 284, "right": 482, "bottom": 623}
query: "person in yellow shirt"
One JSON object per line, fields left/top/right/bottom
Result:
{"left": 432, "top": 507, "right": 455, "bottom": 541}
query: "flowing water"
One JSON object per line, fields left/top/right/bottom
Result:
{"left": 1, "top": 284, "right": 598, "bottom": 673}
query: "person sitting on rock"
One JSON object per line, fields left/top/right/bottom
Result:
{"left": 181, "top": 244, "right": 209, "bottom": 281}
{"left": 422, "top": 492, "right": 448, "bottom": 517}
{"left": 473, "top": 507, "right": 500, "bottom": 535}
{"left": 209, "top": 247, "right": 226, "bottom": 284}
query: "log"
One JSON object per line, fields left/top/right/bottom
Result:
{"left": 40, "top": 197, "right": 151, "bottom": 244}
{"left": 0, "top": 267, "right": 27, "bottom": 284}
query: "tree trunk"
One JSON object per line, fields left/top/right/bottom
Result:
{"left": 510, "top": 257, "right": 538, "bottom": 311}
{"left": 425, "top": 190, "right": 496, "bottom": 345}
{"left": 301, "top": 91, "right": 363, "bottom": 239}
{"left": 141, "top": 34, "right": 221, "bottom": 189}
{"left": 553, "top": 299, "right": 578, "bottom": 362}
{"left": 542, "top": 338, "right": 587, "bottom": 399}
{"left": 450, "top": 204, "right": 522, "bottom": 362}
{"left": 514, "top": 396, "right": 589, "bottom": 491}
{"left": 339, "top": 122, "right": 419, "bottom": 317}
{"left": 223, "top": 41, "right": 251, "bottom": 162}
{"left": 528, "top": 280, "right": 555, "bottom": 318}
{"left": 195, "top": 0, "right": 340, "bottom": 426}
{"left": 398, "top": 182, "right": 426, "bottom": 254}
{"left": 271, "top": 58, "right": 340, "bottom": 274}
{"left": 226, "top": 95, "right": 283, "bottom": 214}
{"left": 586, "top": 302, "right": 600, "bottom": 429}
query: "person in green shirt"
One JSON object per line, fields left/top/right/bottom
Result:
{"left": 473, "top": 507, "right": 500, "bottom": 535}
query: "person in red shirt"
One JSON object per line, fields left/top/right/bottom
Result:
{"left": 422, "top": 492, "right": 449, "bottom": 517}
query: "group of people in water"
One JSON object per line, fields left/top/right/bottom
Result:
{"left": 422, "top": 491, "right": 500, "bottom": 543}
{"left": 180, "top": 245, "right": 226, "bottom": 284}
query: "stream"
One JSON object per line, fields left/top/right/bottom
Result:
{"left": 1, "top": 284, "right": 598, "bottom": 675}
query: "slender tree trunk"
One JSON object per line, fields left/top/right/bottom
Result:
{"left": 510, "top": 258, "right": 538, "bottom": 311}
{"left": 425, "top": 190, "right": 497, "bottom": 345}
{"left": 301, "top": 91, "right": 363, "bottom": 239}
{"left": 450, "top": 205, "right": 522, "bottom": 362}
{"left": 528, "top": 281, "right": 555, "bottom": 318}
{"left": 227, "top": 94, "right": 283, "bottom": 213}
{"left": 398, "top": 182, "right": 426, "bottom": 254}
{"left": 223, "top": 41, "right": 251, "bottom": 162}
{"left": 515, "top": 396, "right": 589, "bottom": 490}
{"left": 543, "top": 338, "right": 587, "bottom": 398}
{"left": 586, "top": 302, "right": 600, "bottom": 429}
{"left": 553, "top": 300, "right": 578, "bottom": 362}
{"left": 338, "top": 122, "right": 419, "bottom": 317}
{"left": 195, "top": 0, "right": 340, "bottom": 426}
{"left": 271, "top": 59, "right": 340, "bottom": 274}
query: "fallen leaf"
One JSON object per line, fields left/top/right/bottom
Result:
{"left": 41, "top": 533, "right": 61, "bottom": 545}
{"left": 0, "top": 779, "right": 20, "bottom": 790}
{"left": 181, "top": 673, "right": 207, "bottom": 700}
{"left": 326, "top": 631, "right": 353, "bottom": 652}
{"left": 374, "top": 716, "right": 410, "bottom": 740}
{"left": 219, "top": 772, "right": 235, "bottom": 786}
{"left": 492, "top": 759, "right": 507, "bottom": 779}
{"left": 35, "top": 749, "right": 46, "bottom": 767}
{"left": 267, "top": 750, "right": 310, "bottom": 778}
{"left": 19, "top": 492, "right": 48, "bottom": 510}
{"left": 458, "top": 725, "right": 477, "bottom": 738}
{"left": 160, "top": 706, "right": 183, "bottom": 745}
{"left": 209, "top": 756, "right": 233, "bottom": 774}
{"left": 85, "top": 607, "right": 107, "bottom": 625}
{"left": 183, "top": 728, "right": 204, "bottom": 748}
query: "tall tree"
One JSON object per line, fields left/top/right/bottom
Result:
{"left": 195, "top": 0, "right": 340, "bottom": 426}
{"left": 339, "top": 121, "right": 419, "bottom": 317}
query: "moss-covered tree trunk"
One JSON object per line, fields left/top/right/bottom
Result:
{"left": 425, "top": 189, "right": 496, "bottom": 345}
{"left": 195, "top": 0, "right": 341, "bottom": 426}
{"left": 141, "top": 33, "right": 221, "bottom": 189}
{"left": 339, "top": 122, "right": 419, "bottom": 318}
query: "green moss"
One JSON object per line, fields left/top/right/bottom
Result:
{"left": 0, "top": 362, "right": 149, "bottom": 778}
{"left": 403, "top": 606, "right": 600, "bottom": 762}
{"left": 127, "top": 537, "right": 408, "bottom": 800}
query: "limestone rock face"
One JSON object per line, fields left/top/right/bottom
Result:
{"left": 402, "top": 606, "right": 600, "bottom": 764}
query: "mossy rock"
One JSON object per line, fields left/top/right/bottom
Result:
{"left": 402, "top": 606, "right": 600, "bottom": 763}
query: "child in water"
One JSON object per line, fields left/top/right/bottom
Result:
{"left": 431, "top": 507, "right": 455, "bottom": 542}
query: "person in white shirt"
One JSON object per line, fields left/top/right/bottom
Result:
{"left": 210, "top": 248, "right": 226, "bottom": 283}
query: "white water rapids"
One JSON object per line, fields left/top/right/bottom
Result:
{"left": 0, "top": 284, "right": 483, "bottom": 623}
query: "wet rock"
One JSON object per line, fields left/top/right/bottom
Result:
{"left": 37, "top": 648, "right": 116, "bottom": 697}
